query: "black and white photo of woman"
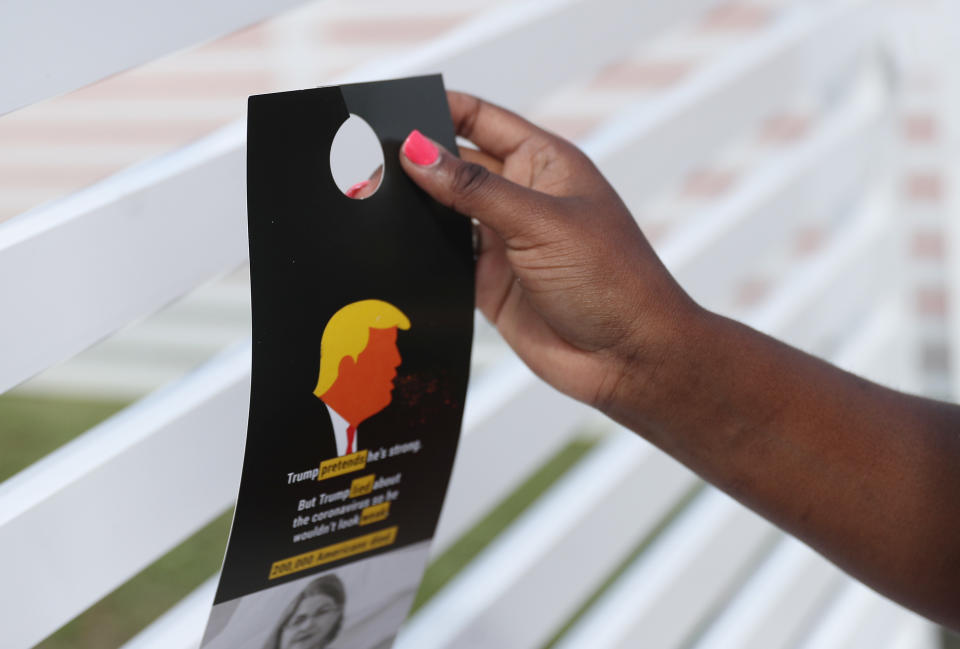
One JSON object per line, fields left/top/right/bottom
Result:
{"left": 200, "top": 541, "right": 431, "bottom": 649}
{"left": 263, "top": 574, "right": 345, "bottom": 649}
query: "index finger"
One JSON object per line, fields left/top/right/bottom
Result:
{"left": 447, "top": 91, "right": 555, "bottom": 161}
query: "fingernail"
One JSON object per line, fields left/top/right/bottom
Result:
{"left": 345, "top": 180, "right": 370, "bottom": 198}
{"left": 402, "top": 130, "right": 439, "bottom": 166}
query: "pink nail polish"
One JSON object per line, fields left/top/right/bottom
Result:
{"left": 403, "top": 130, "right": 439, "bottom": 166}
{"left": 345, "top": 180, "right": 369, "bottom": 198}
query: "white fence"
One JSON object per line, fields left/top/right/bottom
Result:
{"left": 0, "top": 0, "right": 948, "bottom": 647}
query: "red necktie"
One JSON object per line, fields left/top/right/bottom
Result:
{"left": 346, "top": 425, "right": 356, "bottom": 455}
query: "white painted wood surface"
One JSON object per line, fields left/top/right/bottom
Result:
{"left": 685, "top": 537, "right": 845, "bottom": 649}
{"left": 0, "top": 0, "right": 871, "bottom": 396}
{"left": 0, "top": 0, "right": 309, "bottom": 116}
{"left": 349, "top": 0, "right": 724, "bottom": 114}
{"left": 886, "top": 614, "right": 943, "bottom": 649}
{"left": 748, "top": 186, "right": 894, "bottom": 350}
{"left": 945, "top": 0, "right": 960, "bottom": 404}
{"left": 585, "top": 0, "right": 877, "bottom": 206}
{"left": 792, "top": 580, "right": 920, "bottom": 649}
{"left": 659, "top": 68, "right": 889, "bottom": 314}
{"left": 397, "top": 433, "right": 701, "bottom": 649}
{"left": 0, "top": 344, "right": 249, "bottom": 649}
{"left": 0, "top": 126, "right": 248, "bottom": 395}
{"left": 118, "top": 578, "right": 218, "bottom": 649}
{"left": 550, "top": 488, "right": 779, "bottom": 649}
{"left": 834, "top": 296, "right": 913, "bottom": 391}
{"left": 1, "top": 0, "right": 939, "bottom": 647}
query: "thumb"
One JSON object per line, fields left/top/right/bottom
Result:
{"left": 399, "top": 130, "right": 554, "bottom": 245}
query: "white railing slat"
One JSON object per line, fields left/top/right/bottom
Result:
{"left": 791, "top": 581, "right": 908, "bottom": 649}
{"left": 685, "top": 537, "right": 845, "bottom": 649}
{"left": 395, "top": 433, "right": 700, "bottom": 649}
{"left": 583, "top": 0, "right": 877, "bottom": 206}
{"left": 118, "top": 577, "right": 217, "bottom": 649}
{"left": 885, "top": 614, "right": 942, "bottom": 649}
{"left": 550, "top": 488, "right": 779, "bottom": 649}
{"left": 946, "top": 145, "right": 960, "bottom": 404}
{"left": 748, "top": 185, "right": 894, "bottom": 350}
{"left": 0, "top": 124, "right": 248, "bottom": 395}
{"left": 834, "top": 296, "right": 911, "bottom": 390}
{"left": 657, "top": 69, "right": 889, "bottom": 312}
{"left": 350, "top": 0, "right": 721, "bottom": 114}
{"left": 0, "top": 0, "right": 308, "bottom": 116}
{"left": 0, "top": 0, "right": 869, "bottom": 396}
{"left": 0, "top": 345, "right": 249, "bottom": 649}
{"left": 432, "top": 357, "right": 592, "bottom": 554}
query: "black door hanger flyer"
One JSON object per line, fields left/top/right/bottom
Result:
{"left": 200, "top": 75, "right": 474, "bottom": 649}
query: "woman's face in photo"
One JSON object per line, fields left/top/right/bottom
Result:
{"left": 280, "top": 593, "right": 341, "bottom": 649}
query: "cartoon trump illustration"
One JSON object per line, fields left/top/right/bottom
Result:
{"left": 314, "top": 299, "right": 410, "bottom": 456}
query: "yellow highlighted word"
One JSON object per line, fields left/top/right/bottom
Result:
{"left": 318, "top": 450, "right": 368, "bottom": 481}
{"left": 350, "top": 473, "right": 376, "bottom": 498}
{"left": 360, "top": 502, "right": 390, "bottom": 526}
{"left": 268, "top": 526, "right": 398, "bottom": 580}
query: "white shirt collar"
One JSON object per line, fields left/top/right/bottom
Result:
{"left": 325, "top": 403, "right": 354, "bottom": 456}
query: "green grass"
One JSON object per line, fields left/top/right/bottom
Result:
{"left": 411, "top": 437, "right": 598, "bottom": 612}
{"left": 36, "top": 510, "right": 233, "bottom": 649}
{"left": 0, "top": 393, "right": 234, "bottom": 648}
{"left": 0, "top": 393, "right": 129, "bottom": 482}
{"left": 944, "top": 629, "right": 960, "bottom": 649}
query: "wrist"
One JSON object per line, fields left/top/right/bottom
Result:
{"left": 599, "top": 293, "right": 715, "bottom": 439}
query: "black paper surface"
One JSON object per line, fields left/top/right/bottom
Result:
{"left": 200, "top": 75, "right": 473, "bottom": 649}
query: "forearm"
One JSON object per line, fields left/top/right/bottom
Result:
{"left": 607, "top": 306, "right": 960, "bottom": 628}
{"left": 399, "top": 91, "right": 960, "bottom": 627}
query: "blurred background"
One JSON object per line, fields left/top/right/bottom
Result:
{"left": 1, "top": 0, "right": 958, "bottom": 647}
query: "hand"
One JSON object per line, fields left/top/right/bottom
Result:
{"left": 398, "top": 91, "right": 699, "bottom": 411}
{"left": 388, "top": 93, "right": 960, "bottom": 630}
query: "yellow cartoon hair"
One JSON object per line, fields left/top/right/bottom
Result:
{"left": 314, "top": 299, "right": 410, "bottom": 397}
